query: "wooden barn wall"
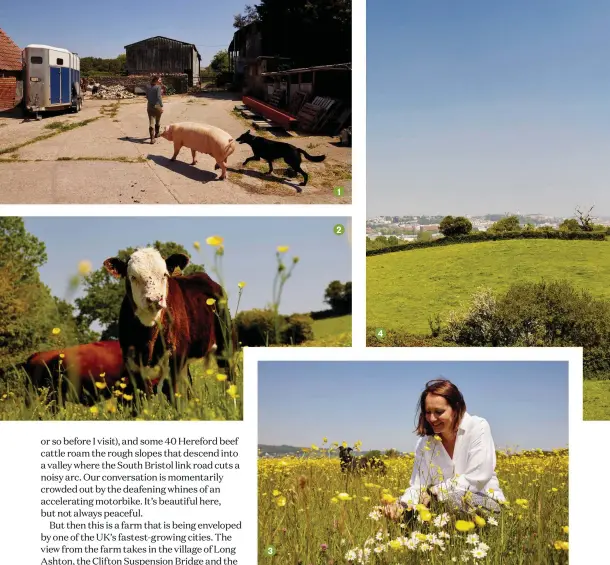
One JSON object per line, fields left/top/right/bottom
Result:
{"left": 126, "top": 38, "right": 195, "bottom": 78}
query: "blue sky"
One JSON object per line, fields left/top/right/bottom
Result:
{"left": 258, "top": 361, "right": 568, "bottom": 451}
{"left": 2, "top": 0, "right": 248, "bottom": 65}
{"left": 367, "top": 0, "right": 610, "bottom": 217}
{"left": 23, "top": 217, "right": 351, "bottom": 317}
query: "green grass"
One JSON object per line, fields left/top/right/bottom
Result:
{"left": 311, "top": 315, "right": 352, "bottom": 339}
{"left": 0, "top": 354, "right": 243, "bottom": 421}
{"left": 583, "top": 380, "right": 610, "bottom": 420}
{"left": 367, "top": 239, "right": 610, "bottom": 334}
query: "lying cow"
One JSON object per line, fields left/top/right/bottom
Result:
{"left": 103, "top": 248, "right": 235, "bottom": 406}
{"left": 160, "top": 122, "right": 236, "bottom": 181}
{"left": 17, "top": 341, "right": 124, "bottom": 408}
{"left": 339, "top": 446, "right": 387, "bottom": 475}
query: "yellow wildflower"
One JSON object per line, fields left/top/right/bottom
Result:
{"left": 206, "top": 236, "right": 223, "bottom": 246}
{"left": 52, "top": 328, "right": 61, "bottom": 335}
{"left": 216, "top": 374, "right": 227, "bottom": 382}
{"left": 455, "top": 520, "right": 475, "bottom": 532}
{"left": 193, "top": 241, "right": 201, "bottom": 250}
{"left": 277, "top": 246, "right": 289, "bottom": 253}
{"left": 78, "top": 260, "right": 92, "bottom": 276}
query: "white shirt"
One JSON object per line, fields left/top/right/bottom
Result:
{"left": 399, "top": 412, "right": 505, "bottom": 506}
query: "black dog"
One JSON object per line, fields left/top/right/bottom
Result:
{"left": 235, "top": 130, "right": 326, "bottom": 186}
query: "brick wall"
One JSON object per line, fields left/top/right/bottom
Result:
{"left": 0, "top": 76, "right": 16, "bottom": 110}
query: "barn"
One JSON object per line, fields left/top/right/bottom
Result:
{"left": 0, "top": 28, "right": 23, "bottom": 111}
{"left": 124, "top": 36, "right": 201, "bottom": 87}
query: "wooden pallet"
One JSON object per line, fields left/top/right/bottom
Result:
{"left": 296, "top": 103, "right": 325, "bottom": 132}
{"left": 288, "top": 91, "right": 309, "bottom": 116}
{"left": 268, "top": 88, "right": 285, "bottom": 108}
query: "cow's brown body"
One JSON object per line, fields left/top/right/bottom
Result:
{"left": 20, "top": 341, "right": 124, "bottom": 407}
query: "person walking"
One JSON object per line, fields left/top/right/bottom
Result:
{"left": 146, "top": 75, "right": 164, "bottom": 144}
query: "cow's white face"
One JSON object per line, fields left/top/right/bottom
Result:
{"left": 127, "top": 248, "right": 169, "bottom": 327}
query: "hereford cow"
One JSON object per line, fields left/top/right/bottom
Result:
{"left": 18, "top": 341, "right": 124, "bottom": 408}
{"left": 103, "top": 248, "right": 235, "bottom": 406}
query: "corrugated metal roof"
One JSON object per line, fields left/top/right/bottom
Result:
{"left": 0, "top": 28, "right": 23, "bottom": 71}
{"left": 124, "top": 35, "right": 201, "bottom": 58}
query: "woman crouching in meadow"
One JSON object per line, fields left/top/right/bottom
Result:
{"left": 384, "top": 378, "right": 505, "bottom": 521}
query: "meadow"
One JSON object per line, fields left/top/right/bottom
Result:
{"left": 0, "top": 352, "right": 243, "bottom": 421}
{"left": 367, "top": 239, "right": 610, "bottom": 334}
{"left": 312, "top": 315, "right": 353, "bottom": 339}
{"left": 259, "top": 445, "right": 569, "bottom": 564}
{"left": 583, "top": 380, "right": 610, "bottom": 420}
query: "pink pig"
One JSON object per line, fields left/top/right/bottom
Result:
{"left": 160, "top": 122, "right": 236, "bottom": 180}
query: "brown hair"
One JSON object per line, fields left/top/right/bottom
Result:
{"left": 151, "top": 75, "right": 159, "bottom": 85}
{"left": 415, "top": 378, "right": 466, "bottom": 436}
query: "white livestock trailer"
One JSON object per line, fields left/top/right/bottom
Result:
{"left": 23, "top": 44, "right": 83, "bottom": 119}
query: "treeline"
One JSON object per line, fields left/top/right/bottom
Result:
{"left": 81, "top": 55, "right": 127, "bottom": 77}
{"left": 367, "top": 212, "right": 610, "bottom": 254}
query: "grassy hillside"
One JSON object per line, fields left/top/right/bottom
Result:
{"left": 584, "top": 380, "right": 610, "bottom": 420}
{"left": 367, "top": 239, "right": 610, "bottom": 334}
{"left": 311, "top": 315, "right": 352, "bottom": 338}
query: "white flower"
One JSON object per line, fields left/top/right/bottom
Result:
{"left": 487, "top": 516, "right": 498, "bottom": 526}
{"left": 419, "top": 543, "right": 432, "bottom": 552}
{"left": 368, "top": 510, "right": 381, "bottom": 521}
{"left": 405, "top": 538, "right": 419, "bottom": 550}
{"left": 461, "top": 556, "right": 470, "bottom": 563}
{"left": 472, "top": 547, "right": 488, "bottom": 559}
{"left": 364, "top": 538, "right": 374, "bottom": 547}
{"left": 373, "top": 545, "right": 385, "bottom": 554}
{"left": 434, "top": 512, "right": 450, "bottom": 528}
{"left": 375, "top": 531, "right": 384, "bottom": 541}
{"left": 466, "top": 533, "right": 480, "bottom": 545}
{"left": 345, "top": 550, "right": 357, "bottom": 561}
{"left": 477, "top": 542, "right": 490, "bottom": 551}
{"left": 439, "top": 532, "right": 451, "bottom": 539}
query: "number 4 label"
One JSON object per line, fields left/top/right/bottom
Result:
{"left": 375, "top": 328, "right": 386, "bottom": 340}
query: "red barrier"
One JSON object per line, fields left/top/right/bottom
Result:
{"left": 242, "top": 96, "right": 297, "bottom": 129}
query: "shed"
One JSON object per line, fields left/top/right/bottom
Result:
{"left": 0, "top": 28, "right": 23, "bottom": 110}
{"left": 124, "top": 36, "right": 201, "bottom": 86}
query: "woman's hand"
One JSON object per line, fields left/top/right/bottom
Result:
{"left": 381, "top": 502, "right": 404, "bottom": 521}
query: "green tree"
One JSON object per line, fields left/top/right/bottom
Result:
{"left": 210, "top": 50, "right": 230, "bottom": 73}
{"left": 0, "top": 218, "right": 76, "bottom": 366}
{"left": 233, "top": 4, "right": 260, "bottom": 28}
{"left": 255, "top": 0, "right": 351, "bottom": 67}
{"left": 75, "top": 242, "right": 205, "bottom": 341}
{"left": 323, "top": 280, "right": 351, "bottom": 315}
{"left": 488, "top": 215, "right": 521, "bottom": 233}
{"left": 439, "top": 216, "right": 472, "bottom": 237}
{"left": 559, "top": 218, "right": 580, "bottom": 231}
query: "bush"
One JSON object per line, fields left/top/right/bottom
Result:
{"left": 235, "top": 309, "right": 279, "bottom": 346}
{"left": 366, "top": 328, "right": 457, "bottom": 348}
{"left": 439, "top": 216, "right": 472, "bottom": 237}
{"left": 235, "top": 309, "right": 314, "bottom": 347}
{"left": 281, "top": 314, "right": 314, "bottom": 345}
{"left": 366, "top": 230, "right": 607, "bottom": 257}
{"left": 442, "top": 280, "right": 610, "bottom": 378}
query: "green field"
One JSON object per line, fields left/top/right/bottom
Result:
{"left": 312, "top": 314, "right": 352, "bottom": 338}
{"left": 584, "top": 380, "right": 610, "bottom": 420}
{"left": 367, "top": 239, "right": 610, "bottom": 334}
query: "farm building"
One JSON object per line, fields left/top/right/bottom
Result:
{"left": 124, "top": 36, "right": 201, "bottom": 86}
{"left": 0, "top": 28, "right": 23, "bottom": 111}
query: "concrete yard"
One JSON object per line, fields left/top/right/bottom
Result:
{"left": 0, "top": 92, "right": 352, "bottom": 204}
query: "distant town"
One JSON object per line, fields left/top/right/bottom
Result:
{"left": 366, "top": 213, "right": 610, "bottom": 241}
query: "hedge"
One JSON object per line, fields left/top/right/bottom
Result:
{"left": 366, "top": 230, "right": 607, "bottom": 257}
